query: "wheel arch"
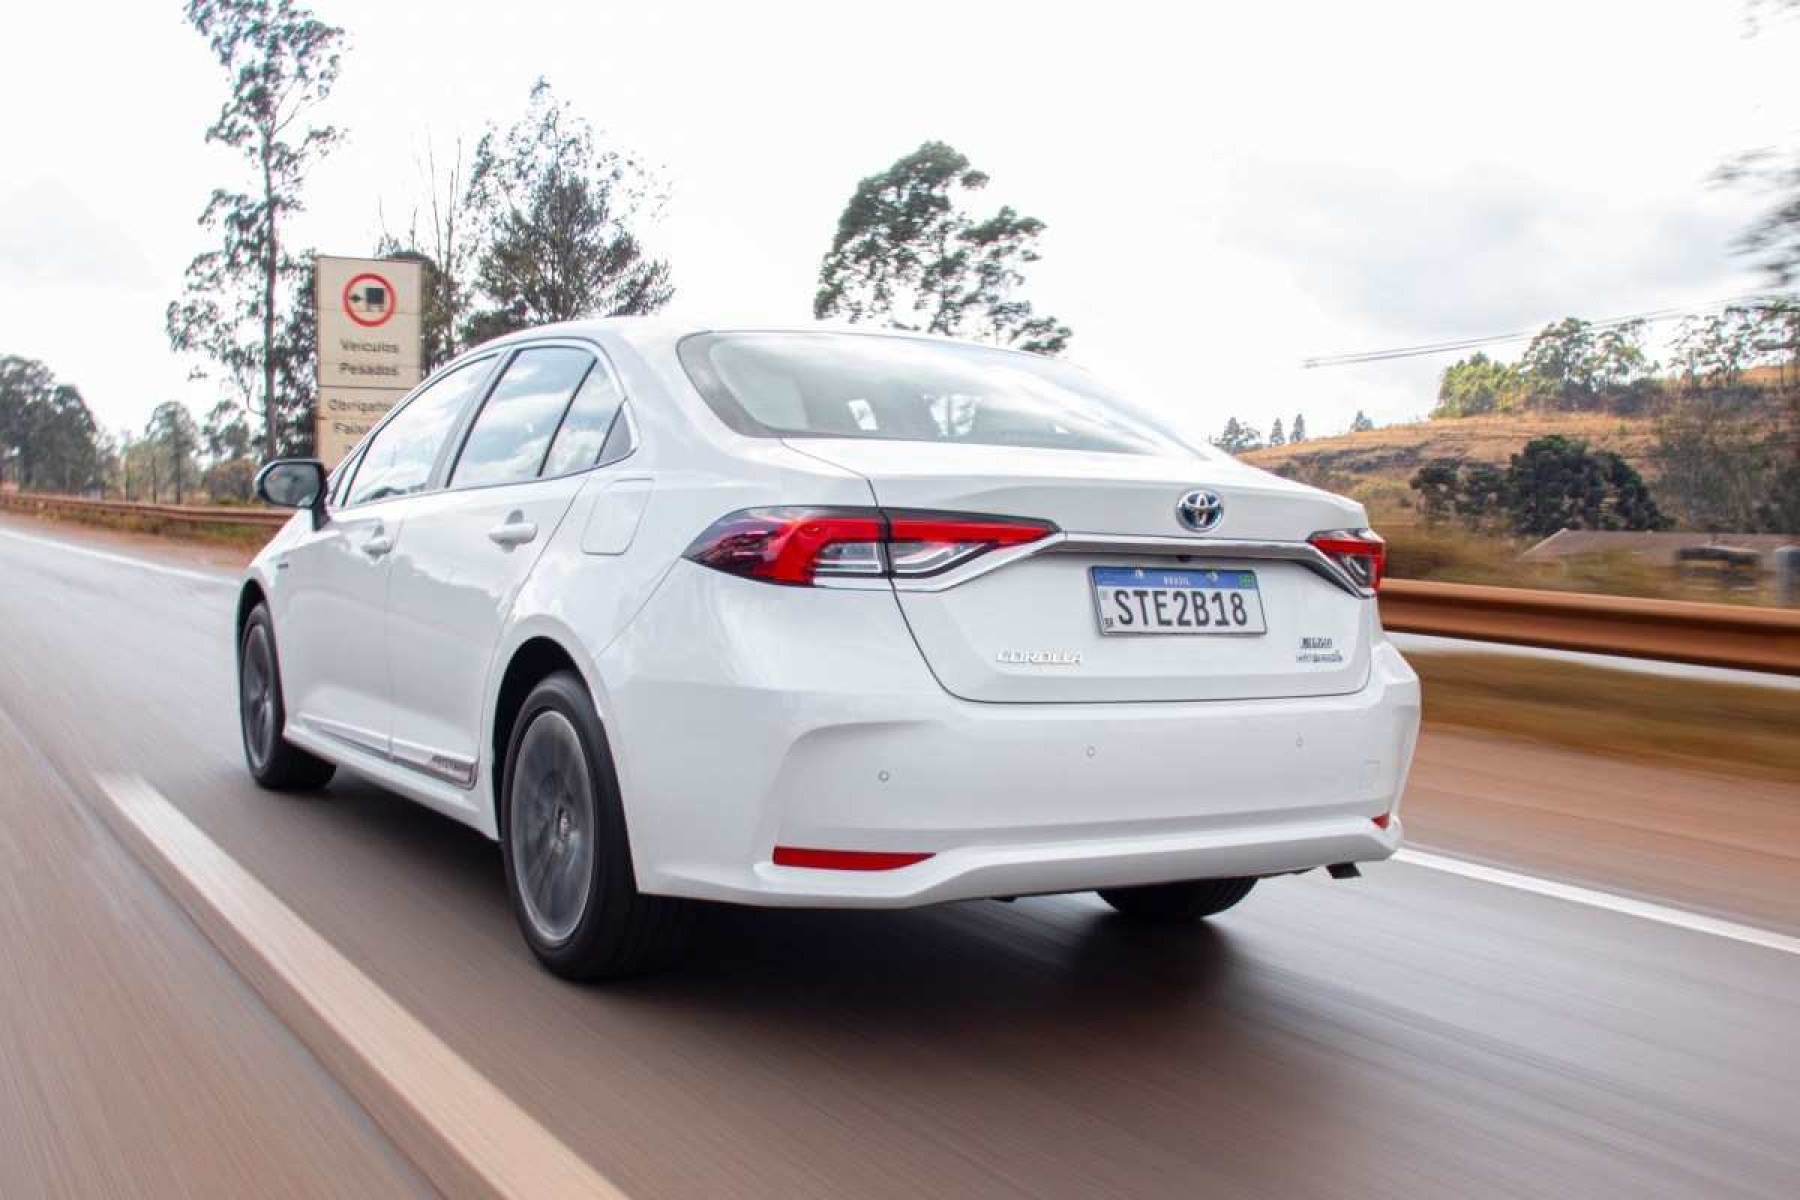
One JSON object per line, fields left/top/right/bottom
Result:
{"left": 490, "top": 634, "right": 594, "bottom": 828}
{"left": 235, "top": 580, "right": 268, "bottom": 658}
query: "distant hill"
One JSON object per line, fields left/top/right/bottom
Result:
{"left": 1239, "top": 412, "right": 1662, "bottom": 518}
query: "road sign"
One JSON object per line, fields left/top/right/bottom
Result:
{"left": 314, "top": 386, "right": 407, "bottom": 470}
{"left": 314, "top": 255, "right": 425, "bottom": 469}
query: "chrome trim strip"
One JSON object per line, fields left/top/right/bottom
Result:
{"left": 295, "top": 716, "right": 477, "bottom": 789}
{"left": 391, "top": 738, "right": 479, "bottom": 790}
{"left": 889, "top": 532, "right": 1368, "bottom": 597}
{"left": 296, "top": 714, "right": 388, "bottom": 756}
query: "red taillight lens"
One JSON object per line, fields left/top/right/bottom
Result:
{"left": 1308, "top": 529, "right": 1386, "bottom": 594}
{"left": 683, "top": 508, "right": 884, "bottom": 585}
{"left": 685, "top": 507, "right": 1056, "bottom": 586}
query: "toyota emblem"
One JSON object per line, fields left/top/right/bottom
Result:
{"left": 1176, "top": 489, "right": 1224, "bottom": 533}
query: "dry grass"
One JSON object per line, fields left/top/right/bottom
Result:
{"left": 1412, "top": 652, "right": 1800, "bottom": 783}
{"left": 33, "top": 508, "right": 272, "bottom": 552}
{"left": 1243, "top": 411, "right": 1659, "bottom": 485}
{"left": 1237, "top": 410, "right": 1789, "bottom": 604}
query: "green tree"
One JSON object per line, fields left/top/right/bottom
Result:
{"left": 1518, "top": 318, "right": 1655, "bottom": 410}
{"left": 168, "top": 0, "right": 344, "bottom": 463}
{"left": 145, "top": 402, "right": 201, "bottom": 504}
{"left": 1520, "top": 318, "right": 1599, "bottom": 406}
{"left": 1349, "top": 410, "right": 1375, "bottom": 433}
{"left": 1434, "top": 351, "right": 1524, "bottom": 418}
{"left": 1290, "top": 412, "right": 1307, "bottom": 443}
{"left": 462, "top": 79, "right": 673, "bottom": 343}
{"left": 0, "top": 357, "right": 102, "bottom": 492}
{"left": 1408, "top": 458, "right": 1510, "bottom": 530}
{"left": 1673, "top": 309, "right": 1758, "bottom": 392}
{"left": 1506, "top": 435, "right": 1667, "bottom": 536}
{"left": 203, "top": 456, "right": 257, "bottom": 501}
{"left": 32, "top": 385, "right": 101, "bottom": 493}
{"left": 202, "top": 399, "right": 253, "bottom": 461}
{"left": 0, "top": 356, "right": 56, "bottom": 487}
{"left": 1268, "top": 417, "right": 1285, "bottom": 446}
{"left": 1458, "top": 462, "right": 1510, "bottom": 528}
{"left": 1212, "top": 417, "right": 1264, "bottom": 453}
{"left": 274, "top": 255, "right": 318, "bottom": 455}
{"left": 1409, "top": 458, "right": 1461, "bottom": 524}
{"left": 1654, "top": 401, "right": 1772, "bottom": 531}
{"left": 815, "top": 141, "right": 1071, "bottom": 353}
{"left": 119, "top": 433, "right": 163, "bottom": 502}
{"left": 1590, "top": 323, "right": 1653, "bottom": 391}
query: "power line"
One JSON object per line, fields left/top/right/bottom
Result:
{"left": 1300, "top": 292, "right": 1794, "bottom": 369}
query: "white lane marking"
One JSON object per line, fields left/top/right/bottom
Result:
{"left": 0, "top": 527, "right": 236, "bottom": 587}
{"left": 1395, "top": 847, "right": 1800, "bottom": 957}
{"left": 95, "top": 774, "right": 627, "bottom": 1200}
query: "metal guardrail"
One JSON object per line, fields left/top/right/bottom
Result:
{"left": 1380, "top": 578, "right": 1800, "bottom": 676}
{"left": 4, "top": 490, "right": 1795, "bottom": 674}
{"left": 0, "top": 490, "right": 290, "bottom": 529}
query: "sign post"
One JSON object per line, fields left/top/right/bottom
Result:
{"left": 314, "top": 255, "right": 425, "bottom": 468}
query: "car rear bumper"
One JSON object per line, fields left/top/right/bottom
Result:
{"left": 744, "top": 815, "right": 1404, "bottom": 908}
{"left": 601, "top": 565, "right": 1420, "bottom": 908}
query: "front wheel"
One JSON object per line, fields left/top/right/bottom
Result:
{"left": 500, "top": 672, "right": 694, "bottom": 980}
{"left": 238, "top": 605, "right": 335, "bottom": 791}
{"left": 1098, "top": 877, "right": 1257, "bottom": 922}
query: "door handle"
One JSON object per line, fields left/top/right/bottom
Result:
{"left": 361, "top": 531, "right": 393, "bottom": 558}
{"left": 487, "top": 515, "right": 538, "bottom": 548}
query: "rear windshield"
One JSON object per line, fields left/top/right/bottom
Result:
{"left": 678, "top": 331, "right": 1196, "bottom": 457}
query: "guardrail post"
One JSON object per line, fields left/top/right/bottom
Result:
{"left": 1778, "top": 545, "right": 1800, "bottom": 607}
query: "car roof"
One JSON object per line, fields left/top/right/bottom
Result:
{"left": 474, "top": 315, "right": 1049, "bottom": 362}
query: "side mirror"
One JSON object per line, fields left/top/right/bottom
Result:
{"left": 255, "top": 459, "right": 329, "bottom": 530}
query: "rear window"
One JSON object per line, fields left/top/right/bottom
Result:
{"left": 678, "top": 332, "right": 1195, "bottom": 457}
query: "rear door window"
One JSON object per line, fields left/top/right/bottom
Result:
{"left": 450, "top": 347, "right": 595, "bottom": 488}
{"left": 541, "top": 361, "right": 627, "bottom": 476}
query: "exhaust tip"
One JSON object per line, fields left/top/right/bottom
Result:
{"left": 1327, "top": 862, "right": 1362, "bottom": 881}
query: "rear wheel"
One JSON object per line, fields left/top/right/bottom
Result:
{"left": 500, "top": 672, "right": 694, "bottom": 980}
{"left": 238, "top": 605, "right": 335, "bottom": 791}
{"left": 1099, "top": 877, "right": 1256, "bottom": 922}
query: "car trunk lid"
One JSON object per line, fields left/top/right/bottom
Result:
{"left": 788, "top": 439, "right": 1375, "bottom": 703}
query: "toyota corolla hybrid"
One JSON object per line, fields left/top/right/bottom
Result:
{"left": 239, "top": 321, "right": 1420, "bottom": 979}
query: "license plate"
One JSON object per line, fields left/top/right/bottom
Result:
{"left": 1091, "top": 566, "right": 1267, "bottom": 635}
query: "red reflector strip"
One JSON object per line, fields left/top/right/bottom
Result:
{"left": 772, "top": 847, "right": 934, "bottom": 871}
{"left": 1372, "top": 813, "right": 1392, "bottom": 830}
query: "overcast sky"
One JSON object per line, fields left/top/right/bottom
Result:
{"left": 2, "top": 1, "right": 1796, "bottom": 445}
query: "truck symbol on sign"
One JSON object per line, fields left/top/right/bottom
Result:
{"left": 349, "top": 284, "right": 387, "bottom": 315}
{"left": 341, "top": 271, "right": 399, "bottom": 328}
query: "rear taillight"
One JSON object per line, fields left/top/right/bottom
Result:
{"left": 1308, "top": 529, "right": 1386, "bottom": 594}
{"left": 684, "top": 507, "right": 1056, "bottom": 586}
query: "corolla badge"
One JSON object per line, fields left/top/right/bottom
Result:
{"left": 1176, "top": 488, "right": 1224, "bottom": 533}
{"left": 997, "top": 649, "right": 1083, "bottom": 666}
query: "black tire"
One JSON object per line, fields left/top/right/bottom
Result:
{"left": 238, "top": 604, "right": 336, "bottom": 791}
{"left": 1098, "top": 877, "right": 1257, "bottom": 923}
{"left": 500, "top": 671, "right": 694, "bottom": 980}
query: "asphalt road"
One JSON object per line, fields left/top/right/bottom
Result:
{"left": 1, "top": 515, "right": 1796, "bottom": 1199}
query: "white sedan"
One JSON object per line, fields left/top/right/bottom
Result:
{"left": 240, "top": 320, "right": 1420, "bottom": 979}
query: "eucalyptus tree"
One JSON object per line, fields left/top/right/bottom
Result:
{"left": 167, "top": 0, "right": 345, "bottom": 461}
{"left": 462, "top": 80, "right": 673, "bottom": 343}
{"left": 815, "top": 142, "right": 1071, "bottom": 354}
